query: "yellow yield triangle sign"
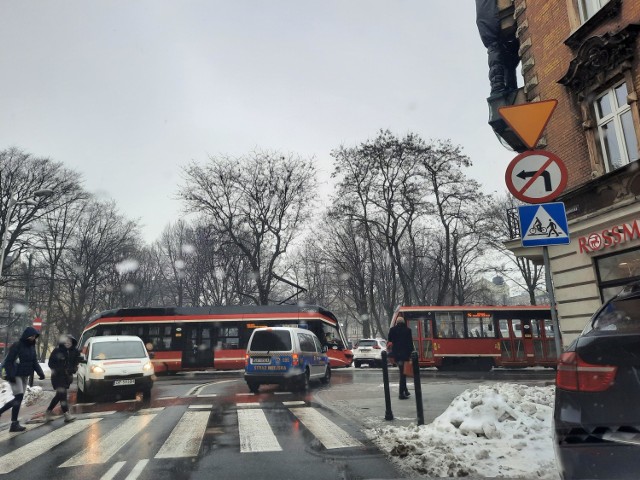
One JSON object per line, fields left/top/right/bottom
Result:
{"left": 499, "top": 99, "right": 558, "bottom": 150}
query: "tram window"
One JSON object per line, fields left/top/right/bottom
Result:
{"left": 422, "top": 317, "right": 432, "bottom": 338}
{"left": 121, "top": 325, "right": 144, "bottom": 337}
{"left": 498, "top": 319, "right": 509, "bottom": 338}
{"left": 512, "top": 319, "right": 523, "bottom": 338}
{"left": 466, "top": 317, "right": 482, "bottom": 338}
{"left": 148, "top": 326, "right": 173, "bottom": 351}
{"left": 545, "top": 321, "right": 555, "bottom": 337}
{"left": 436, "top": 312, "right": 464, "bottom": 338}
{"left": 530, "top": 320, "right": 541, "bottom": 337}
{"left": 218, "top": 326, "right": 239, "bottom": 349}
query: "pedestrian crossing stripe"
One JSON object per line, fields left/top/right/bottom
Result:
{"left": 289, "top": 408, "right": 363, "bottom": 449}
{"left": 0, "top": 418, "right": 102, "bottom": 474}
{"left": 155, "top": 410, "right": 210, "bottom": 458}
{"left": 0, "top": 404, "right": 365, "bottom": 474}
{"left": 60, "top": 414, "right": 156, "bottom": 467}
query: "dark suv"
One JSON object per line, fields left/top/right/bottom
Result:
{"left": 554, "top": 281, "right": 640, "bottom": 479}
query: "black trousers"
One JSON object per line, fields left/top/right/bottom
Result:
{"left": 47, "top": 387, "right": 69, "bottom": 413}
{"left": 397, "top": 360, "right": 409, "bottom": 396}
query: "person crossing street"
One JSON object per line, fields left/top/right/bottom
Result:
{"left": 44, "top": 334, "right": 80, "bottom": 423}
{"left": 0, "top": 327, "right": 46, "bottom": 431}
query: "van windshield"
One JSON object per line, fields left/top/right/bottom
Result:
{"left": 251, "top": 331, "right": 292, "bottom": 351}
{"left": 91, "top": 341, "right": 147, "bottom": 360}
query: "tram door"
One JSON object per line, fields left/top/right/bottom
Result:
{"left": 182, "top": 324, "right": 215, "bottom": 369}
{"left": 497, "top": 318, "right": 527, "bottom": 364}
{"left": 530, "top": 318, "right": 558, "bottom": 361}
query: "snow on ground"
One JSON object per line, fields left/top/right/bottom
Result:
{"left": 0, "top": 380, "right": 45, "bottom": 407}
{"left": 366, "top": 383, "right": 560, "bottom": 479}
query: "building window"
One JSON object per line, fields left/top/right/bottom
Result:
{"left": 578, "top": 0, "right": 610, "bottom": 23}
{"left": 594, "top": 81, "right": 640, "bottom": 172}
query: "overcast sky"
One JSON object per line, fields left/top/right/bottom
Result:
{"left": 1, "top": 1, "right": 514, "bottom": 242}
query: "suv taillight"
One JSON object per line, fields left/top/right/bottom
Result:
{"left": 245, "top": 353, "right": 249, "bottom": 367}
{"left": 556, "top": 351, "right": 617, "bottom": 392}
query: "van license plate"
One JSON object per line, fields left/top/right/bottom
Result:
{"left": 252, "top": 357, "right": 271, "bottom": 364}
{"left": 114, "top": 379, "right": 135, "bottom": 386}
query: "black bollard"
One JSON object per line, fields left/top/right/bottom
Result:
{"left": 411, "top": 351, "right": 424, "bottom": 425}
{"left": 381, "top": 350, "right": 394, "bottom": 420}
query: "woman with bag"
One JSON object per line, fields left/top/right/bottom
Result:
{"left": 44, "top": 334, "right": 79, "bottom": 423}
{"left": 387, "top": 316, "right": 414, "bottom": 400}
{"left": 0, "top": 327, "right": 46, "bottom": 431}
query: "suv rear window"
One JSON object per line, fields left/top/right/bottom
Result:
{"left": 91, "top": 341, "right": 147, "bottom": 360}
{"left": 590, "top": 297, "right": 640, "bottom": 333}
{"left": 250, "top": 330, "right": 292, "bottom": 351}
{"left": 358, "top": 340, "right": 378, "bottom": 347}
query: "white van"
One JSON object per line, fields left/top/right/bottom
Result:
{"left": 244, "top": 327, "right": 331, "bottom": 393}
{"left": 76, "top": 335, "right": 154, "bottom": 402}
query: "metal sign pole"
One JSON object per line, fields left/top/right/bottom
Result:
{"left": 543, "top": 246, "right": 563, "bottom": 357}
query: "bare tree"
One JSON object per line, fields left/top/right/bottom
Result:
{"left": 179, "top": 151, "right": 317, "bottom": 305}
{"left": 485, "top": 193, "right": 545, "bottom": 305}
{"left": 54, "top": 200, "right": 140, "bottom": 334}
{"left": 0, "top": 147, "right": 82, "bottom": 282}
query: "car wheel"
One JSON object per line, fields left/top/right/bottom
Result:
{"left": 298, "top": 369, "right": 310, "bottom": 392}
{"left": 354, "top": 361, "right": 361, "bottom": 368}
{"left": 142, "top": 388, "right": 152, "bottom": 401}
{"left": 76, "top": 384, "right": 90, "bottom": 403}
{"left": 247, "top": 382, "right": 260, "bottom": 394}
{"left": 320, "top": 365, "right": 331, "bottom": 384}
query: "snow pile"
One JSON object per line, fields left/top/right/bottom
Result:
{"left": 0, "top": 381, "right": 45, "bottom": 407}
{"left": 366, "top": 383, "right": 560, "bottom": 479}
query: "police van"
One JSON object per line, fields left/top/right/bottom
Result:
{"left": 244, "top": 327, "right": 331, "bottom": 393}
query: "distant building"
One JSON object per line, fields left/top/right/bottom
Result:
{"left": 478, "top": 0, "right": 640, "bottom": 344}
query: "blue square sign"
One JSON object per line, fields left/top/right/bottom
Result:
{"left": 518, "top": 202, "right": 570, "bottom": 247}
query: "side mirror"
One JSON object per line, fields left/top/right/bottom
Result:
{"left": 78, "top": 356, "right": 87, "bottom": 364}
{"left": 148, "top": 351, "right": 156, "bottom": 359}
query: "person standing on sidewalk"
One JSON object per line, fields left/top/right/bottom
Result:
{"left": 44, "top": 334, "right": 79, "bottom": 423}
{"left": 0, "top": 326, "right": 46, "bottom": 431}
{"left": 387, "top": 316, "right": 414, "bottom": 400}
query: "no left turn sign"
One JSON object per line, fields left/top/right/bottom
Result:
{"left": 505, "top": 150, "right": 568, "bottom": 203}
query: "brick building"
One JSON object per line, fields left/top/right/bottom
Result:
{"left": 480, "top": 0, "right": 640, "bottom": 344}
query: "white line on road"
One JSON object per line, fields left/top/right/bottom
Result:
{"left": 124, "top": 459, "right": 149, "bottom": 480}
{"left": 0, "top": 422, "right": 39, "bottom": 442}
{"left": 100, "top": 461, "right": 126, "bottom": 480}
{"left": 138, "top": 407, "right": 165, "bottom": 414}
{"left": 188, "top": 404, "right": 213, "bottom": 409}
{"left": 236, "top": 402, "right": 260, "bottom": 408}
{"left": 155, "top": 411, "right": 210, "bottom": 458}
{"left": 238, "top": 409, "right": 282, "bottom": 453}
{"left": 197, "top": 393, "right": 217, "bottom": 398}
{"left": 289, "top": 408, "right": 363, "bottom": 449}
{"left": 282, "top": 401, "right": 306, "bottom": 406}
{"left": 60, "top": 414, "right": 156, "bottom": 467}
{"left": 0, "top": 418, "right": 102, "bottom": 474}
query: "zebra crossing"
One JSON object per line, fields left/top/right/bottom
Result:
{"left": 0, "top": 401, "right": 364, "bottom": 476}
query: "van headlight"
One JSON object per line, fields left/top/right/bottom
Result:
{"left": 143, "top": 361, "right": 154, "bottom": 372}
{"left": 90, "top": 365, "right": 105, "bottom": 374}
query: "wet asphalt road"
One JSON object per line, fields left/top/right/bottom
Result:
{"left": 0, "top": 367, "right": 555, "bottom": 480}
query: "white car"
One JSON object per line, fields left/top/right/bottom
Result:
{"left": 76, "top": 335, "right": 154, "bottom": 401}
{"left": 352, "top": 338, "right": 387, "bottom": 368}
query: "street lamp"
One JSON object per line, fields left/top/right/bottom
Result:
{"left": 0, "top": 189, "right": 54, "bottom": 279}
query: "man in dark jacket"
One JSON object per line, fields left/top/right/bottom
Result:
{"left": 44, "top": 334, "right": 79, "bottom": 423}
{"left": 0, "top": 327, "right": 46, "bottom": 431}
{"left": 387, "top": 317, "right": 414, "bottom": 400}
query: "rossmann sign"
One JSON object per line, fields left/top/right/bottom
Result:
{"left": 578, "top": 219, "right": 640, "bottom": 253}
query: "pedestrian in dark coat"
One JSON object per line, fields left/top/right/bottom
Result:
{"left": 45, "top": 334, "right": 79, "bottom": 423}
{"left": 387, "top": 316, "right": 414, "bottom": 400}
{"left": 0, "top": 327, "right": 46, "bottom": 431}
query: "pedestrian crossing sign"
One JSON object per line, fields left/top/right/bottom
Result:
{"left": 518, "top": 202, "right": 570, "bottom": 247}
